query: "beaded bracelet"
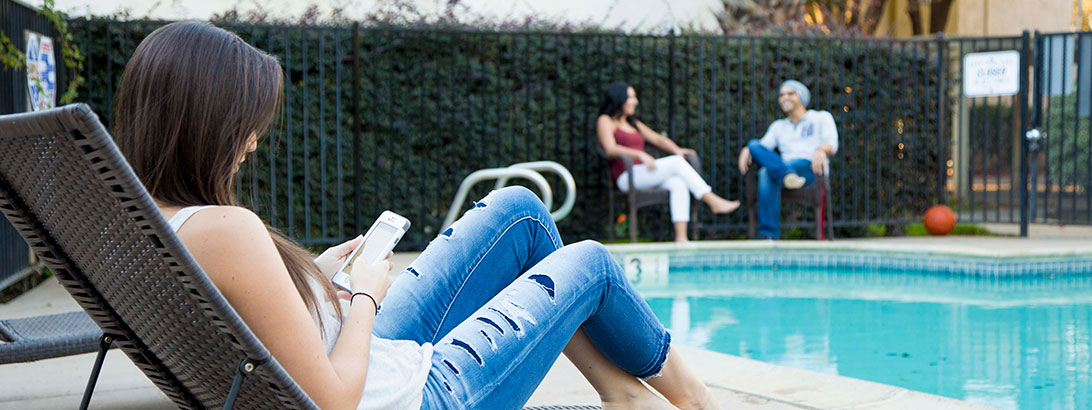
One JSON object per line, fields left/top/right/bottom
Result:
{"left": 351, "top": 292, "right": 378, "bottom": 313}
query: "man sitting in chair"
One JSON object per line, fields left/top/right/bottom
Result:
{"left": 737, "top": 80, "right": 839, "bottom": 239}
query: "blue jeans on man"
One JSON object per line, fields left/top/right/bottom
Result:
{"left": 747, "top": 139, "right": 815, "bottom": 239}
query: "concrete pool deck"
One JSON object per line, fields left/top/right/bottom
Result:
{"left": 7, "top": 227, "right": 1089, "bottom": 409}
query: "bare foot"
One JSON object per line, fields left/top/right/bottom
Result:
{"left": 702, "top": 193, "right": 740, "bottom": 214}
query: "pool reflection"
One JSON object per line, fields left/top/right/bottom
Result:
{"left": 645, "top": 294, "right": 1092, "bottom": 410}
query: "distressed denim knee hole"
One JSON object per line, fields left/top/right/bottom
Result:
{"left": 475, "top": 317, "right": 504, "bottom": 334}
{"left": 442, "top": 359, "right": 461, "bottom": 375}
{"left": 486, "top": 306, "right": 531, "bottom": 338}
{"left": 526, "top": 274, "right": 555, "bottom": 303}
{"left": 450, "top": 338, "right": 483, "bottom": 366}
{"left": 478, "top": 329, "right": 497, "bottom": 351}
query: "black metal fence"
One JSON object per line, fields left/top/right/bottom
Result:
{"left": 943, "top": 35, "right": 1028, "bottom": 225}
{"left": 66, "top": 20, "right": 948, "bottom": 248}
{"left": 0, "top": 0, "right": 69, "bottom": 289}
{"left": 3, "top": 12, "right": 1087, "bottom": 262}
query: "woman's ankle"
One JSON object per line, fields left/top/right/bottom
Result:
{"left": 600, "top": 383, "right": 676, "bottom": 410}
{"left": 700, "top": 193, "right": 739, "bottom": 214}
{"left": 667, "top": 385, "right": 719, "bottom": 410}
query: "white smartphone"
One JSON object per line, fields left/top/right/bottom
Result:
{"left": 332, "top": 211, "right": 411, "bottom": 292}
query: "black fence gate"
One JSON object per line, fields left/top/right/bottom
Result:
{"left": 944, "top": 35, "right": 1028, "bottom": 225}
{"left": 946, "top": 30, "right": 1092, "bottom": 236}
{"left": 1027, "top": 31, "right": 1092, "bottom": 228}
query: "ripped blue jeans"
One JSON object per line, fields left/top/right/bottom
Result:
{"left": 373, "top": 186, "right": 671, "bottom": 410}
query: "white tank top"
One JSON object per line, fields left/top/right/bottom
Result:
{"left": 167, "top": 206, "right": 432, "bottom": 410}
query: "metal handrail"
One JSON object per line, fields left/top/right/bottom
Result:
{"left": 494, "top": 161, "right": 577, "bottom": 222}
{"left": 441, "top": 161, "right": 576, "bottom": 230}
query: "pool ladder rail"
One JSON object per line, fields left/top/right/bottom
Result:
{"left": 441, "top": 161, "right": 575, "bottom": 231}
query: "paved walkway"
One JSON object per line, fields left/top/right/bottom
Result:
{"left": 8, "top": 226, "right": 1086, "bottom": 409}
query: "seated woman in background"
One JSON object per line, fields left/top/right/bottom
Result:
{"left": 115, "top": 21, "right": 723, "bottom": 410}
{"left": 597, "top": 82, "right": 740, "bottom": 242}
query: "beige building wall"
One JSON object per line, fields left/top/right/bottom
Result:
{"left": 953, "top": 0, "right": 1072, "bottom": 36}
{"left": 876, "top": 0, "right": 1073, "bottom": 38}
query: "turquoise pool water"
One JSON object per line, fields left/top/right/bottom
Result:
{"left": 638, "top": 265, "right": 1092, "bottom": 410}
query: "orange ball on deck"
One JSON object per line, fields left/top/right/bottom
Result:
{"left": 923, "top": 205, "right": 956, "bottom": 235}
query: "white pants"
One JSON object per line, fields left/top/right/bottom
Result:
{"left": 616, "top": 155, "right": 713, "bottom": 222}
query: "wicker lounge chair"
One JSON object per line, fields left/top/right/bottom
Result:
{"left": 0, "top": 310, "right": 103, "bottom": 364}
{"left": 0, "top": 104, "right": 316, "bottom": 409}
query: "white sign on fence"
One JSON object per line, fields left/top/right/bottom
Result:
{"left": 25, "top": 30, "right": 57, "bottom": 112}
{"left": 963, "top": 50, "right": 1021, "bottom": 98}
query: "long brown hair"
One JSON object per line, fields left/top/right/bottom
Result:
{"left": 114, "top": 21, "right": 342, "bottom": 329}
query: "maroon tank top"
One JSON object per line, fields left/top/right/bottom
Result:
{"left": 610, "top": 127, "right": 645, "bottom": 181}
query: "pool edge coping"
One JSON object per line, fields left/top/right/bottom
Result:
{"left": 603, "top": 239, "right": 1092, "bottom": 259}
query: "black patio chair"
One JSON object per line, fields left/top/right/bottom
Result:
{"left": 0, "top": 104, "right": 317, "bottom": 409}
{"left": 743, "top": 167, "right": 834, "bottom": 240}
{"left": 595, "top": 143, "right": 700, "bottom": 243}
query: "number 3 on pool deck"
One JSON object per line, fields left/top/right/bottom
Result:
{"left": 623, "top": 254, "right": 667, "bottom": 288}
{"left": 628, "top": 257, "right": 643, "bottom": 284}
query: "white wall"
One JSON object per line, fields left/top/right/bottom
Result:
{"left": 49, "top": 0, "right": 723, "bottom": 32}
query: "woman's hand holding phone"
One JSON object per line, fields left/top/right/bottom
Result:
{"left": 337, "top": 251, "right": 394, "bottom": 305}
{"left": 314, "top": 235, "right": 364, "bottom": 280}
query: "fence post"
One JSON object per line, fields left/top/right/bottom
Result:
{"left": 667, "top": 27, "right": 676, "bottom": 138}
{"left": 352, "top": 22, "right": 362, "bottom": 234}
{"left": 1029, "top": 30, "right": 1044, "bottom": 224}
{"left": 1018, "top": 30, "right": 1031, "bottom": 237}
{"left": 935, "top": 32, "right": 947, "bottom": 206}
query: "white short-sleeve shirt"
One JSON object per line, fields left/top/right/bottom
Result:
{"left": 757, "top": 110, "right": 839, "bottom": 163}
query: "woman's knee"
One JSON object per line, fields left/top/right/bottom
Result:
{"left": 483, "top": 186, "right": 550, "bottom": 217}
{"left": 555, "top": 240, "right": 628, "bottom": 284}
{"left": 662, "top": 177, "right": 688, "bottom": 194}
{"left": 659, "top": 154, "right": 689, "bottom": 169}
{"left": 545, "top": 240, "right": 610, "bottom": 270}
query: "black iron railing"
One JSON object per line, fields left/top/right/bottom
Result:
{"left": 3, "top": 12, "right": 1087, "bottom": 261}
{"left": 66, "top": 20, "right": 954, "bottom": 247}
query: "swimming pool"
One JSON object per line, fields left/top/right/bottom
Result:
{"left": 621, "top": 249, "right": 1092, "bottom": 410}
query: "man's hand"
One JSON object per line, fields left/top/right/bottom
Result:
{"left": 738, "top": 147, "right": 751, "bottom": 174}
{"left": 811, "top": 149, "right": 828, "bottom": 176}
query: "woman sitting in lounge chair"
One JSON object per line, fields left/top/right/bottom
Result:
{"left": 113, "top": 21, "right": 721, "bottom": 410}
{"left": 597, "top": 83, "right": 740, "bottom": 242}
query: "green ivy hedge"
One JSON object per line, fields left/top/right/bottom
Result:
{"left": 1044, "top": 96, "right": 1092, "bottom": 195}
{"left": 69, "top": 20, "right": 947, "bottom": 247}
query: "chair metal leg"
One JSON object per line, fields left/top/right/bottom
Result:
{"left": 628, "top": 193, "right": 638, "bottom": 243}
{"left": 608, "top": 190, "right": 616, "bottom": 242}
{"left": 79, "top": 334, "right": 113, "bottom": 410}
{"left": 223, "top": 358, "right": 258, "bottom": 410}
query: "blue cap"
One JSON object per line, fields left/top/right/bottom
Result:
{"left": 780, "top": 80, "right": 810, "bottom": 108}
